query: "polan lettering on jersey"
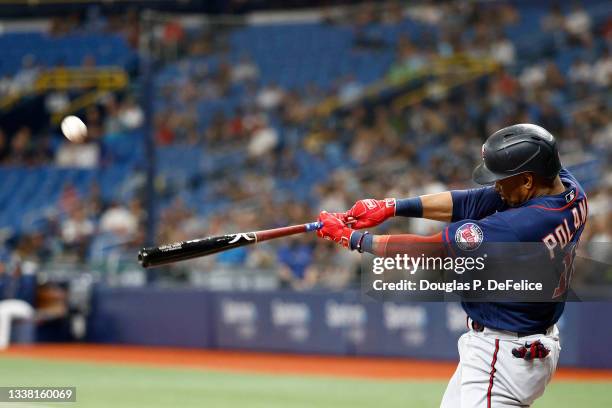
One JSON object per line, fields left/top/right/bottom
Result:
{"left": 541, "top": 199, "right": 587, "bottom": 260}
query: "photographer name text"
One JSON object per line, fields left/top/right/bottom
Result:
{"left": 372, "top": 279, "right": 543, "bottom": 292}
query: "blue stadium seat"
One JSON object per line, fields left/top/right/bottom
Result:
{"left": 0, "top": 32, "right": 134, "bottom": 76}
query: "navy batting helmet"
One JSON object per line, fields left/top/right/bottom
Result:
{"left": 472, "top": 124, "right": 562, "bottom": 185}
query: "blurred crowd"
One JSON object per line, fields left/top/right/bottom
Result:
{"left": 0, "top": 1, "right": 611, "bottom": 291}
{"left": 150, "top": 1, "right": 611, "bottom": 289}
{"left": 0, "top": 95, "right": 143, "bottom": 168}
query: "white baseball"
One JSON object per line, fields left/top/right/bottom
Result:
{"left": 61, "top": 115, "right": 88, "bottom": 143}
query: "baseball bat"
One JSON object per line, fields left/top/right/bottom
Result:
{"left": 138, "top": 221, "right": 322, "bottom": 268}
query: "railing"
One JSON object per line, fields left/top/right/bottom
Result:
{"left": 315, "top": 54, "right": 499, "bottom": 116}
{"left": 0, "top": 67, "right": 129, "bottom": 116}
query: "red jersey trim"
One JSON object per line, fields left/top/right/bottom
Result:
{"left": 487, "top": 338, "right": 500, "bottom": 408}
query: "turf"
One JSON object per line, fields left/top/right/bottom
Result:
{"left": 0, "top": 356, "right": 609, "bottom": 408}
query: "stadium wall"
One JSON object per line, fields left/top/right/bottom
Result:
{"left": 85, "top": 285, "right": 612, "bottom": 368}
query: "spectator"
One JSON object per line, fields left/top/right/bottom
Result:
{"left": 519, "top": 63, "right": 547, "bottom": 89}
{"left": 541, "top": 3, "right": 565, "bottom": 33}
{"left": 568, "top": 58, "right": 592, "bottom": 84}
{"left": 99, "top": 202, "right": 138, "bottom": 238}
{"left": 490, "top": 34, "right": 516, "bottom": 66}
{"left": 155, "top": 113, "right": 176, "bottom": 145}
{"left": 0, "top": 129, "right": 9, "bottom": 163}
{"left": 60, "top": 207, "right": 95, "bottom": 261}
{"left": 161, "top": 20, "right": 185, "bottom": 60}
{"left": 118, "top": 96, "right": 144, "bottom": 130}
{"left": 247, "top": 118, "right": 278, "bottom": 157}
{"left": 592, "top": 49, "right": 611, "bottom": 87}
{"left": 277, "top": 239, "right": 316, "bottom": 290}
{"left": 231, "top": 55, "right": 259, "bottom": 83}
{"left": 44, "top": 91, "right": 70, "bottom": 114}
{"left": 338, "top": 75, "right": 364, "bottom": 105}
{"left": 306, "top": 244, "right": 358, "bottom": 290}
{"left": 538, "top": 101, "right": 563, "bottom": 135}
{"left": 30, "top": 133, "right": 54, "bottom": 164}
{"left": 103, "top": 96, "right": 123, "bottom": 135}
{"left": 545, "top": 61, "right": 566, "bottom": 90}
{"left": 0, "top": 75, "right": 13, "bottom": 99}
{"left": 565, "top": 2, "right": 592, "bottom": 45}
{"left": 9, "top": 127, "right": 33, "bottom": 164}
{"left": 256, "top": 83, "right": 284, "bottom": 111}
{"left": 12, "top": 55, "right": 39, "bottom": 95}
{"left": 81, "top": 54, "right": 97, "bottom": 69}
{"left": 0, "top": 269, "right": 35, "bottom": 349}
{"left": 55, "top": 140, "right": 100, "bottom": 168}
{"left": 216, "top": 247, "right": 248, "bottom": 266}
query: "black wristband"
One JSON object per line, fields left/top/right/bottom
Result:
{"left": 395, "top": 197, "right": 423, "bottom": 218}
{"left": 356, "top": 231, "right": 370, "bottom": 253}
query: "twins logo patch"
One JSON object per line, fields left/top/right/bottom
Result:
{"left": 454, "top": 223, "right": 484, "bottom": 251}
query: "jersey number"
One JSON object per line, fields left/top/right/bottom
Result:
{"left": 552, "top": 245, "right": 576, "bottom": 299}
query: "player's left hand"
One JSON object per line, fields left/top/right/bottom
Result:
{"left": 317, "top": 211, "right": 355, "bottom": 248}
{"left": 344, "top": 198, "right": 396, "bottom": 229}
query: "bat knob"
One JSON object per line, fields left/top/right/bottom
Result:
{"left": 138, "top": 249, "right": 149, "bottom": 268}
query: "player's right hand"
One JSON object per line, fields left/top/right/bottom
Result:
{"left": 317, "top": 211, "right": 354, "bottom": 248}
{"left": 344, "top": 198, "right": 396, "bottom": 229}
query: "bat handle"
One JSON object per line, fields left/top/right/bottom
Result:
{"left": 304, "top": 221, "right": 323, "bottom": 231}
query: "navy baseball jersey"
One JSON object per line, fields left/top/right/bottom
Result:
{"left": 443, "top": 168, "right": 588, "bottom": 333}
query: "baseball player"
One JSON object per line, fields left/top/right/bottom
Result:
{"left": 316, "top": 124, "right": 588, "bottom": 407}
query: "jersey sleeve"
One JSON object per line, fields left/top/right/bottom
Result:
{"left": 443, "top": 212, "right": 519, "bottom": 256}
{"left": 451, "top": 187, "right": 506, "bottom": 222}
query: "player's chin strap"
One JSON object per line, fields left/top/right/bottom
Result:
{"left": 511, "top": 340, "right": 550, "bottom": 360}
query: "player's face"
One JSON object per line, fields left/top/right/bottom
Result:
{"left": 495, "top": 173, "right": 534, "bottom": 207}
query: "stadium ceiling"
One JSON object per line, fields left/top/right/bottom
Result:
{"left": 0, "top": 0, "right": 370, "bottom": 18}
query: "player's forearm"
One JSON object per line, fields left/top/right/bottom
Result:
{"left": 396, "top": 192, "right": 452, "bottom": 222}
{"left": 420, "top": 192, "right": 453, "bottom": 222}
{"left": 350, "top": 231, "right": 445, "bottom": 257}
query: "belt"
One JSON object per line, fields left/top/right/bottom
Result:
{"left": 469, "top": 319, "right": 547, "bottom": 338}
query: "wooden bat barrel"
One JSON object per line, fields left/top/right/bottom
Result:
{"left": 138, "top": 221, "right": 322, "bottom": 268}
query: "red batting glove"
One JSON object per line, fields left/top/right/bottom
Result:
{"left": 345, "top": 198, "right": 396, "bottom": 229}
{"left": 317, "top": 211, "right": 355, "bottom": 249}
{"left": 328, "top": 212, "right": 349, "bottom": 223}
{"left": 512, "top": 340, "right": 550, "bottom": 360}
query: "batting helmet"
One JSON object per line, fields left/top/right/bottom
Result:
{"left": 472, "top": 124, "right": 562, "bottom": 185}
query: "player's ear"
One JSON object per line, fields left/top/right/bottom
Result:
{"left": 523, "top": 173, "right": 534, "bottom": 190}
